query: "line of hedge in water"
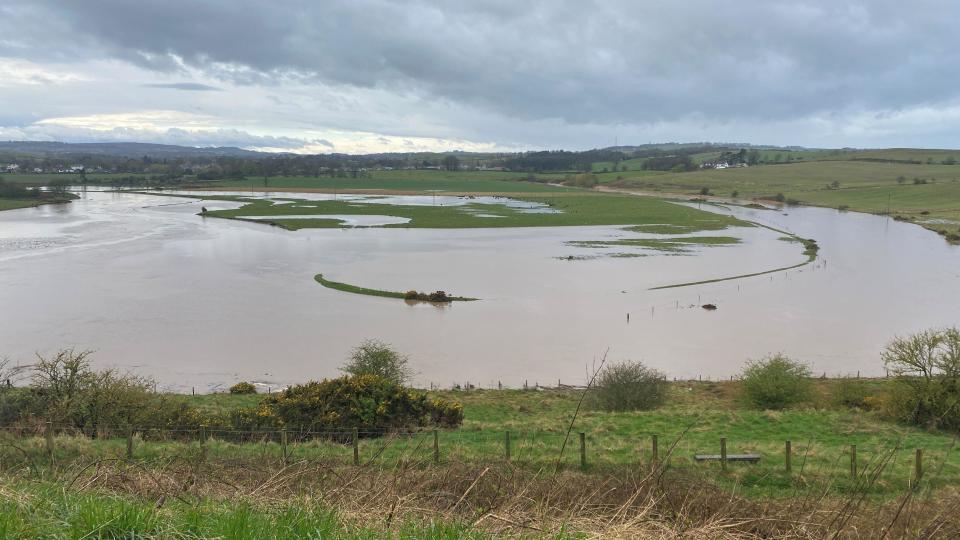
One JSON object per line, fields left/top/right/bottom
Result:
{"left": 314, "top": 273, "right": 478, "bottom": 303}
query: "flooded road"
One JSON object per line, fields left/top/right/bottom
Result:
{"left": 1, "top": 190, "right": 957, "bottom": 392}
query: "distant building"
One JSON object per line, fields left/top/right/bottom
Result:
{"left": 701, "top": 162, "right": 730, "bottom": 169}
{"left": 4, "top": 164, "right": 19, "bottom": 172}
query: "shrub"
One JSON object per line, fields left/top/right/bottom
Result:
{"left": 342, "top": 339, "right": 412, "bottom": 385}
{"left": 404, "top": 290, "right": 419, "bottom": 300}
{"left": 740, "top": 354, "right": 812, "bottom": 410}
{"left": 229, "top": 381, "right": 257, "bottom": 395}
{"left": 588, "top": 361, "right": 668, "bottom": 411}
{"left": 832, "top": 379, "right": 869, "bottom": 409}
{"left": 232, "top": 375, "right": 462, "bottom": 435}
{"left": 882, "top": 327, "right": 960, "bottom": 431}
{"left": 427, "top": 290, "right": 450, "bottom": 302}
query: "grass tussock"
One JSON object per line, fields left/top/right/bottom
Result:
{"left": 1, "top": 451, "right": 958, "bottom": 539}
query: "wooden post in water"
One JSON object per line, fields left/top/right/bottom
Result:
{"left": 281, "top": 429, "right": 289, "bottom": 466}
{"left": 352, "top": 428, "right": 360, "bottom": 466}
{"left": 579, "top": 432, "right": 587, "bottom": 470}
{"left": 504, "top": 431, "right": 511, "bottom": 461}
{"left": 45, "top": 421, "right": 54, "bottom": 461}
{"left": 651, "top": 434, "right": 659, "bottom": 464}
{"left": 433, "top": 429, "right": 439, "bottom": 464}
{"left": 785, "top": 440, "right": 792, "bottom": 474}
{"left": 850, "top": 444, "right": 857, "bottom": 478}
{"left": 720, "top": 438, "right": 727, "bottom": 471}
{"left": 914, "top": 448, "right": 923, "bottom": 488}
{"left": 126, "top": 428, "right": 134, "bottom": 459}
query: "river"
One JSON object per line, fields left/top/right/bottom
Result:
{"left": 0, "top": 190, "right": 957, "bottom": 392}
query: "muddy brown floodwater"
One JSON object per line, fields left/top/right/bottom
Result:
{"left": 0, "top": 190, "right": 958, "bottom": 392}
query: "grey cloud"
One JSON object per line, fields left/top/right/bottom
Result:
{"left": 142, "top": 82, "right": 222, "bottom": 91}
{"left": 0, "top": 124, "right": 316, "bottom": 150}
{"left": 4, "top": 0, "right": 959, "bottom": 128}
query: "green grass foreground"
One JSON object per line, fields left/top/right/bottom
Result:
{"left": 0, "top": 483, "right": 491, "bottom": 540}
{"left": 315, "top": 273, "right": 478, "bottom": 302}
{"left": 2, "top": 381, "right": 959, "bottom": 538}
{"left": 171, "top": 380, "right": 958, "bottom": 500}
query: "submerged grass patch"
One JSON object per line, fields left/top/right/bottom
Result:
{"left": 567, "top": 235, "right": 740, "bottom": 253}
{"left": 193, "top": 192, "right": 747, "bottom": 231}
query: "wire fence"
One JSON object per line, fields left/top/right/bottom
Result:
{"left": 0, "top": 422, "right": 955, "bottom": 493}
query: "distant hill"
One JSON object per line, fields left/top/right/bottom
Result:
{"left": 0, "top": 141, "right": 267, "bottom": 159}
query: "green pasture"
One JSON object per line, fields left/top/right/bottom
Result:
{"left": 214, "top": 171, "right": 570, "bottom": 194}
{"left": 197, "top": 192, "right": 745, "bottom": 231}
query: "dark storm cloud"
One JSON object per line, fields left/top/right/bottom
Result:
{"left": 3, "top": 0, "right": 959, "bottom": 127}
{"left": 142, "top": 83, "right": 222, "bottom": 91}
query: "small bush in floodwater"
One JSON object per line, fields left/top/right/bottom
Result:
{"left": 740, "top": 354, "right": 812, "bottom": 410}
{"left": 229, "top": 382, "right": 257, "bottom": 395}
{"left": 589, "top": 361, "right": 668, "bottom": 412}
{"left": 428, "top": 290, "right": 450, "bottom": 302}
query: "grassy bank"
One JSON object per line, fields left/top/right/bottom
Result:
{"left": 0, "top": 195, "right": 76, "bottom": 212}
{"left": 315, "top": 273, "right": 478, "bottom": 302}
{"left": 2, "top": 380, "right": 958, "bottom": 537}
{"left": 169, "top": 379, "right": 958, "bottom": 500}
{"left": 604, "top": 159, "right": 960, "bottom": 242}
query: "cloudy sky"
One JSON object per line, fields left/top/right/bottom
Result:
{"left": 1, "top": 0, "right": 958, "bottom": 153}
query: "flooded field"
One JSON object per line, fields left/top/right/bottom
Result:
{"left": 0, "top": 190, "right": 957, "bottom": 392}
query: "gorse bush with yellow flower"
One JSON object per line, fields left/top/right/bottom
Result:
{"left": 229, "top": 374, "right": 463, "bottom": 436}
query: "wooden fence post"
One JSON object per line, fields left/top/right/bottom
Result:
{"left": 504, "top": 431, "right": 511, "bottom": 461}
{"left": 45, "top": 421, "right": 54, "bottom": 461}
{"left": 352, "top": 428, "right": 359, "bottom": 466}
{"left": 126, "top": 428, "right": 134, "bottom": 459}
{"left": 651, "top": 434, "right": 659, "bottom": 465}
{"left": 720, "top": 437, "right": 727, "bottom": 471}
{"left": 200, "top": 426, "right": 207, "bottom": 460}
{"left": 850, "top": 444, "right": 857, "bottom": 478}
{"left": 785, "top": 440, "right": 792, "bottom": 474}
{"left": 579, "top": 432, "right": 586, "bottom": 470}
{"left": 433, "top": 429, "right": 439, "bottom": 464}
{"left": 914, "top": 448, "right": 923, "bottom": 488}
{"left": 281, "top": 429, "right": 289, "bottom": 466}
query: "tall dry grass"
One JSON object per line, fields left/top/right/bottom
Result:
{"left": 2, "top": 437, "right": 958, "bottom": 539}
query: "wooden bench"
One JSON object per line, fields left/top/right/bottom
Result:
{"left": 694, "top": 454, "right": 761, "bottom": 463}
